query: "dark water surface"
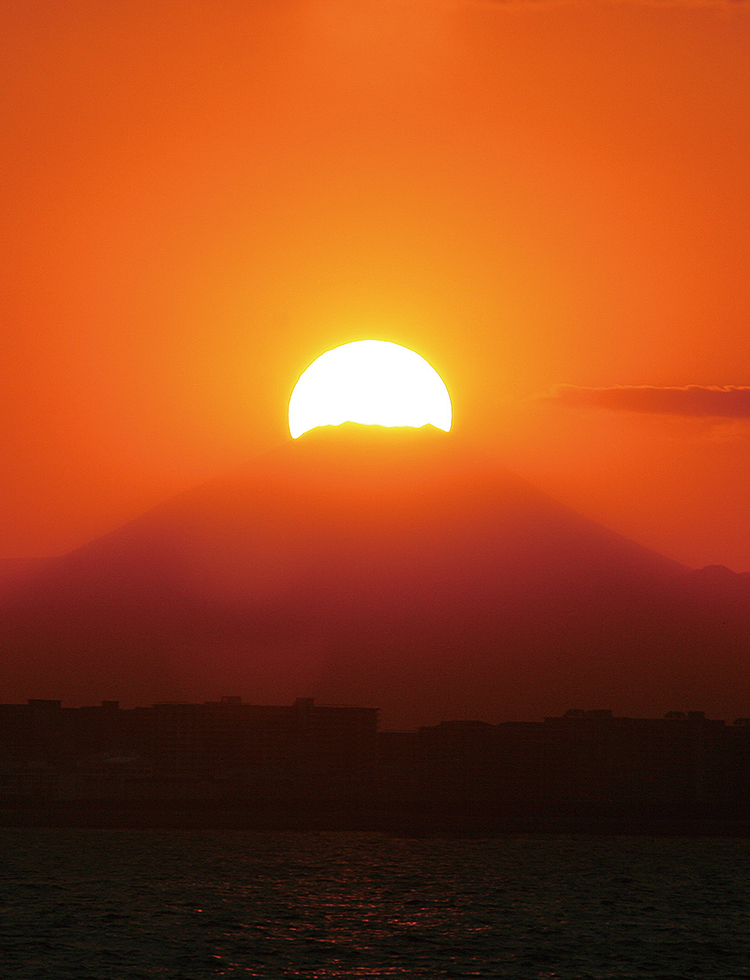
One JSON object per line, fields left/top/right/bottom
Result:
{"left": 1, "top": 830, "right": 749, "bottom": 979}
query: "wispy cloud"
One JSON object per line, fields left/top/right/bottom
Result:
{"left": 543, "top": 385, "right": 750, "bottom": 418}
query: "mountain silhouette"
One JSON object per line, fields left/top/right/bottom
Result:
{"left": 2, "top": 425, "right": 748, "bottom": 727}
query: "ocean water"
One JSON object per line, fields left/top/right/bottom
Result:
{"left": 1, "top": 830, "right": 749, "bottom": 979}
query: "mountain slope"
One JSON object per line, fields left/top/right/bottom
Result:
{"left": 1, "top": 425, "right": 747, "bottom": 726}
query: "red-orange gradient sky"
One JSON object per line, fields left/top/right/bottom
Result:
{"left": 1, "top": 0, "right": 748, "bottom": 571}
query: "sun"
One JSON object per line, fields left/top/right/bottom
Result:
{"left": 288, "top": 340, "right": 452, "bottom": 439}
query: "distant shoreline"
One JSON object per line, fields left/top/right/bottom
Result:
{"left": 3, "top": 803, "right": 750, "bottom": 837}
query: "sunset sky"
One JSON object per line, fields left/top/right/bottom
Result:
{"left": 2, "top": 0, "right": 748, "bottom": 571}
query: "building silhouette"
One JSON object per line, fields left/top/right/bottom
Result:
{"left": 1, "top": 699, "right": 749, "bottom": 824}
{"left": 0, "top": 697, "right": 377, "bottom": 806}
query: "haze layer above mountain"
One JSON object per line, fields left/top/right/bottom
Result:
{"left": 2, "top": 425, "right": 748, "bottom": 727}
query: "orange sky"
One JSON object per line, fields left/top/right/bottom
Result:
{"left": 1, "top": 0, "right": 749, "bottom": 570}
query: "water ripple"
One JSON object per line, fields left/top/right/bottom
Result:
{"left": 1, "top": 831, "right": 749, "bottom": 978}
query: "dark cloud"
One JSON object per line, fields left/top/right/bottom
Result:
{"left": 478, "top": 1, "right": 747, "bottom": 4}
{"left": 476, "top": 1, "right": 748, "bottom": 6}
{"left": 544, "top": 385, "right": 750, "bottom": 418}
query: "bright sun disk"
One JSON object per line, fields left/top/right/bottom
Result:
{"left": 288, "top": 340, "right": 452, "bottom": 439}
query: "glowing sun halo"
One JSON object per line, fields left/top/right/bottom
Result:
{"left": 288, "top": 340, "right": 452, "bottom": 439}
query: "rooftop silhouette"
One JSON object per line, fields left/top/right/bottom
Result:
{"left": 2, "top": 696, "right": 750, "bottom": 832}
